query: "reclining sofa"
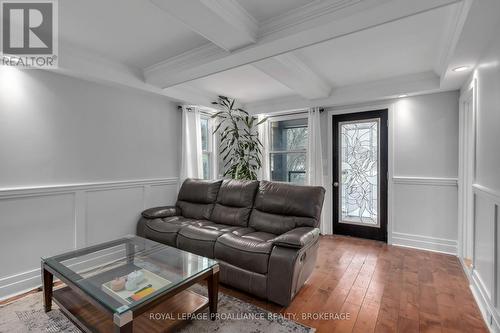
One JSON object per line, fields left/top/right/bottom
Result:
{"left": 137, "top": 178, "right": 325, "bottom": 306}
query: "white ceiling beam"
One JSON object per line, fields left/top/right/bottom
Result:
{"left": 51, "top": 43, "right": 215, "bottom": 106}
{"left": 433, "top": 0, "right": 472, "bottom": 80}
{"left": 144, "top": 0, "right": 461, "bottom": 88}
{"left": 163, "top": 84, "right": 217, "bottom": 106}
{"left": 244, "top": 71, "right": 441, "bottom": 114}
{"left": 439, "top": 0, "right": 500, "bottom": 90}
{"left": 253, "top": 54, "right": 332, "bottom": 99}
{"left": 149, "top": 0, "right": 257, "bottom": 52}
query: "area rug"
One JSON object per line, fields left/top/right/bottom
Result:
{"left": 0, "top": 285, "right": 315, "bottom": 333}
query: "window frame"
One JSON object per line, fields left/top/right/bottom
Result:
{"left": 268, "top": 113, "right": 309, "bottom": 183}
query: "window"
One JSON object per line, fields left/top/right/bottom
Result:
{"left": 269, "top": 117, "right": 308, "bottom": 184}
{"left": 200, "top": 116, "right": 213, "bottom": 180}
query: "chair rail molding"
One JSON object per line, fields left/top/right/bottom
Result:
{"left": 0, "top": 177, "right": 179, "bottom": 300}
{"left": 392, "top": 176, "right": 458, "bottom": 186}
{"left": 0, "top": 177, "right": 178, "bottom": 198}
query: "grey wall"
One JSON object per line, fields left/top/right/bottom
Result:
{"left": 0, "top": 68, "right": 181, "bottom": 299}
{"left": 0, "top": 67, "right": 181, "bottom": 187}
{"left": 393, "top": 91, "right": 459, "bottom": 178}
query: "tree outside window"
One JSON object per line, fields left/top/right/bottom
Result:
{"left": 269, "top": 117, "right": 308, "bottom": 184}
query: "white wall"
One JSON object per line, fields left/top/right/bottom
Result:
{"left": 0, "top": 67, "right": 180, "bottom": 187}
{"left": 393, "top": 92, "right": 459, "bottom": 178}
{"left": 0, "top": 68, "right": 181, "bottom": 299}
{"left": 460, "top": 23, "right": 500, "bottom": 332}
{"left": 324, "top": 91, "right": 459, "bottom": 254}
{"left": 391, "top": 92, "right": 459, "bottom": 253}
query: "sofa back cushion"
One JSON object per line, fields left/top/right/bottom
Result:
{"left": 176, "top": 179, "right": 223, "bottom": 220}
{"left": 249, "top": 181, "right": 325, "bottom": 234}
{"left": 210, "top": 179, "right": 259, "bottom": 226}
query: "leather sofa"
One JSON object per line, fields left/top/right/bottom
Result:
{"left": 137, "top": 178, "right": 325, "bottom": 306}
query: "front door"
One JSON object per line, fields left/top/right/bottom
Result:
{"left": 332, "top": 110, "right": 388, "bottom": 242}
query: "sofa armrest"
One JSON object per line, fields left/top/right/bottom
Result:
{"left": 273, "top": 227, "right": 320, "bottom": 249}
{"left": 141, "top": 206, "right": 180, "bottom": 219}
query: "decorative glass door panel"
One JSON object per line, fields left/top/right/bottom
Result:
{"left": 339, "top": 120, "right": 379, "bottom": 227}
{"left": 332, "top": 110, "right": 388, "bottom": 242}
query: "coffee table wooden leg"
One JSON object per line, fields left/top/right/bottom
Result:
{"left": 207, "top": 268, "right": 219, "bottom": 320}
{"left": 114, "top": 312, "right": 133, "bottom": 333}
{"left": 41, "top": 263, "right": 53, "bottom": 312}
{"left": 114, "top": 321, "right": 133, "bottom": 333}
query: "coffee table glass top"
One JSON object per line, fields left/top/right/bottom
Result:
{"left": 42, "top": 235, "right": 217, "bottom": 314}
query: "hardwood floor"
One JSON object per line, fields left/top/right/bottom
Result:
{"left": 220, "top": 235, "right": 488, "bottom": 333}
{"left": 0, "top": 235, "right": 488, "bottom": 333}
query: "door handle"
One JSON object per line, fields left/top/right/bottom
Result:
{"left": 333, "top": 182, "right": 339, "bottom": 187}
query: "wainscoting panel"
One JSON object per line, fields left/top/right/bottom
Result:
{"left": 0, "top": 178, "right": 178, "bottom": 300}
{"left": 144, "top": 183, "right": 179, "bottom": 209}
{"left": 0, "top": 193, "right": 75, "bottom": 283}
{"left": 469, "top": 184, "right": 500, "bottom": 331}
{"left": 391, "top": 177, "right": 458, "bottom": 254}
{"left": 85, "top": 187, "right": 145, "bottom": 246}
{"left": 473, "top": 192, "right": 496, "bottom": 301}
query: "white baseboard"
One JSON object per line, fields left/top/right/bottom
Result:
{"left": 0, "top": 269, "right": 41, "bottom": 301}
{"left": 459, "top": 258, "right": 500, "bottom": 332}
{"left": 391, "top": 232, "right": 457, "bottom": 255}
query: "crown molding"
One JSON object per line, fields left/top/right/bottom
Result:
{"left": 46, "top": 42, "right": 214, "bottom": 106}
{"left": 245, "top": 71, "right": 441, "bottom": 114}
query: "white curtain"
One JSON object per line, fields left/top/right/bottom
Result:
{"left": 257, "top": 114, "right": 270, "bottom": 180}
{"left": 307, "top": 107, "right": 326, "bottom": 233}
{"left": 180, "top": 106, "right": 203, "bottom": 182}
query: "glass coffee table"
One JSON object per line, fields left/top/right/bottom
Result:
{"left": 41, "top": 235, "right": 219, "bottom": 332}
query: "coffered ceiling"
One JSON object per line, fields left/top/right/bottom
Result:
{"left": 54, "top": 0, "right": 500, "bottom": 112}
{"left": 59, "top": 0, "right": 208, "bottom": 68}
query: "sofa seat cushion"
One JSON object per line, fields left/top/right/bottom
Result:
{"left": 145, "top": 216, "right": 207, "bottom": 233}
{"left": 177, "top": 223, "right": 244, "bottom": 258}
{"left": 214, "top": 230, "right": 276, "bottom": 274}
{"left": 143, "top": 216, "right": 209, "bottom": 246}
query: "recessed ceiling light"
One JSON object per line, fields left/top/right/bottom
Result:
{"left": 452, "top": 66, "right": 470, "bottom": 72}
{"left": 398, "top": 94, "right": 408, "bottom": 98}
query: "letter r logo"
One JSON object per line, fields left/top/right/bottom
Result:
{"left": 1, "top": 1, "right": 53, "bottom": 54}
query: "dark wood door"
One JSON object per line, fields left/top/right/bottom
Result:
{"left": 332, "top": 109, "right": 388, "bottom": 242}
